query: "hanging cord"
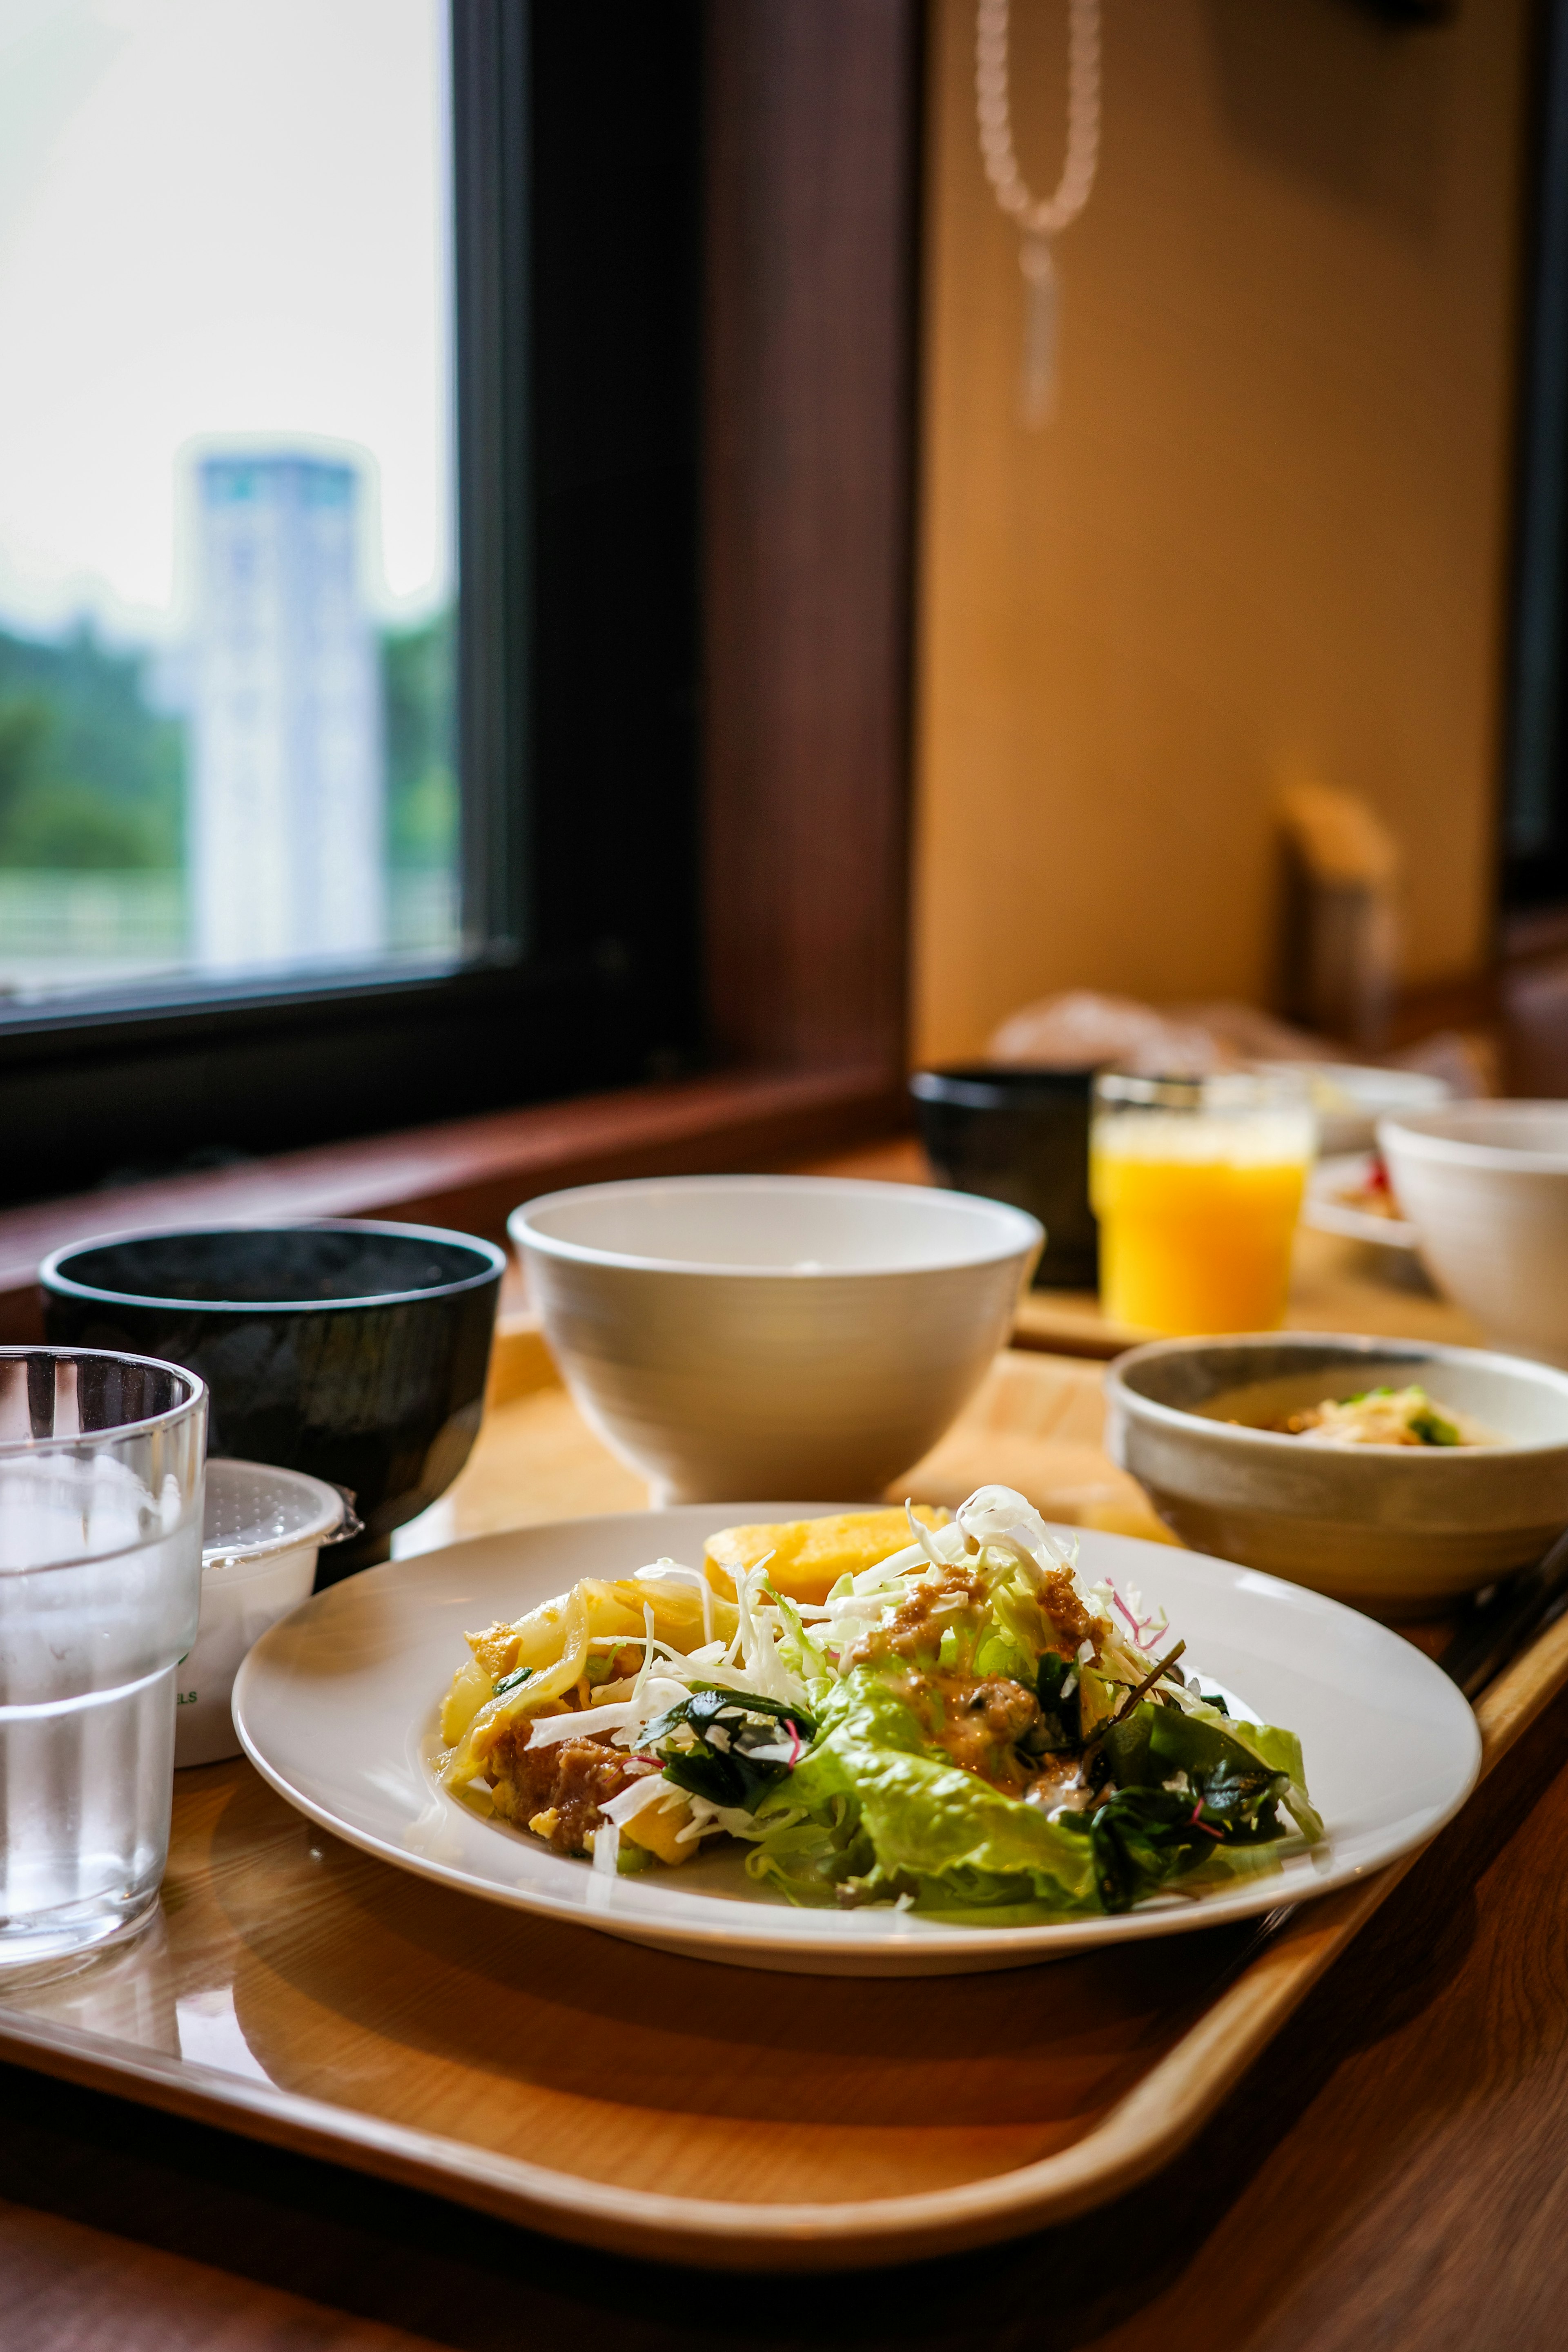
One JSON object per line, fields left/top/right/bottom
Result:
{"left": 976, "top": 0, "right": 1102, "bottom": 425}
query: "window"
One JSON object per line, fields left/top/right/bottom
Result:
{"left": 0, "top": 0, "right": 459, "bottom": 993}
{"left": 0, "top": 0, "right": 707, "bottom": 1197}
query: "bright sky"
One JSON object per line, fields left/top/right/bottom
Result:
{"left": 0, "top": 0, "right": 452, "bottom": 643}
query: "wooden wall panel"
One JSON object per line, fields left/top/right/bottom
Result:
{"left": 704, "top": 0, "right": 924, "bottom": 1075}
{"left": 913, "top": 0, "right": 1530, "bottom": 1062}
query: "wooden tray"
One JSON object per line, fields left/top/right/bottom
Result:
{"left": 0, "top": 1343, "right": 1561, "bottom": 2272}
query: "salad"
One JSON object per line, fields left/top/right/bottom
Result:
{"left": 435, "top": 1489, "right": 1323, "bottom": 1920}
{"left": 1267, "top": 1385, "right": 1487, "bottom": 1448}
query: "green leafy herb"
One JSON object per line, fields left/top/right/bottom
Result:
{"left": 1031, "top": 1650, "right": 1081, "bottom": 1752}
{"left": 649, "top": 1682, "right": 817, "bottom": 1737}
{"left": 1099, "top": 1697, "right": 1303, "bottom": 1844}
{"left": 1059, "top": 1787, "right": 1226, "bottom": 1913}
{"left": 1344, "top": 1385, "right": 1461, "bottom": 1445}
{"left": 642, "top": 1685, "right": 817, "bottom": 1815}
{"left": 491, "top": 1665, "right": 533, "bottom": 1701}
{"left": 1100, "top": 1703, "right": 1154, "bottom": 1790}
{"left": 1081, "top": 1639, "right": 1186, "bottom": 1767}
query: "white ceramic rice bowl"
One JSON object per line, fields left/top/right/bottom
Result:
{"left": 509, "top": 1176, "right": 1042, "bottom": 1505}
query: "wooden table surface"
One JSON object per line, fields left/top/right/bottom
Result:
{"left": 7, "top": 1168, "right": 1568, "bottom": 2350}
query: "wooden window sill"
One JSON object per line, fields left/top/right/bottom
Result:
{"left": 0, "top": 1062, "right": 908, "bottom": 1344}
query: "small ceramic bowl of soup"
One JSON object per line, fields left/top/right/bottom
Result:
{"left": 1104, "top": 1333, "right": 1568, "bottom": 1613}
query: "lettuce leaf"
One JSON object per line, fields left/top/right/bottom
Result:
{"left": 748, "top": 1672, "right": 1098, "bottom": 1914}
{"left": 748, "top": 1667, "right": 1320, "bottom": 1918}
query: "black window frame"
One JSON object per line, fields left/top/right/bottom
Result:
{"left": 0, "top": 0, "right": 705, "bottom": 1205}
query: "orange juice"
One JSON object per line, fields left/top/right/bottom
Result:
{"left": 1091, "top": 1109, "right": 1310, "bottom": 1334}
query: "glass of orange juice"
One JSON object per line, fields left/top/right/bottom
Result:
{"left": 1090, "top": 1070, "right": 1314, "bottom": 1334}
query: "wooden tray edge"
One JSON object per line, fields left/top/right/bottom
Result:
{"left": 0, "top": 1868, "right": 1441, "bottom": 2272}
{"left": 1, "top": 1607, "right": 1563, "bottom": 2272}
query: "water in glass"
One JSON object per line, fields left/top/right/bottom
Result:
{"left": 0, "top": 1353, "right": 205, "bottom": 1968}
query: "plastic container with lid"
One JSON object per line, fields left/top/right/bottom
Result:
{"left": 176, "top": 1459, "right": 348, "bottom": 1768}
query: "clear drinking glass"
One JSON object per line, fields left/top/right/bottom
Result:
{"left": 1090, "top": 1070, "right": 1315, "bottom": 1335}
{"left": 0, "top": 1350, "right": 206, "bottom": 1969}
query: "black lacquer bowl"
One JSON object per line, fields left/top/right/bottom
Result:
{"left": 40, "top": 1222, "right": 505, "bottom": 1581}
{"left": 910, "top": 1065, "right": 1100, "bottom": 1289}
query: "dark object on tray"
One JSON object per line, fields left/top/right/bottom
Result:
{"left": 911, "top": 1065, "right": 1099, "bottom": 1289}
{"left": 40, "top": 1222, "right": 504, "bottom": 1581}
{"left": 1444, "top": 1523, "right": 1568, "bottom": 1700}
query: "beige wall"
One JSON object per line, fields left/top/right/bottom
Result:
{"left": 913, "top": 0, "right": 1528, "bottom": 1064}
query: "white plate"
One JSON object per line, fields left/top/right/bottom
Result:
{"left": 1305, "top": 1153, "right": 1422, "bottom": 1250}
{"left": 232, "top": 1508, "right": 1481, "bottom": 1977}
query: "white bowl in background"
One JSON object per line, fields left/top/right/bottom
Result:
{"left": 1380, "top": 1102, "right": 1568, "bottom": 1364}
{"left": 1258, "top": 1062, "right": 1451, "bottom": 1157}
{"left": 508, "top": 1175, "right": 1042, "bottom": 1505}
{"left": 1105, "top": 1333, "right": 1568, "bottom": 1613}
{"left": 176, "top": 1458, "right": 348, "bottom": 1767}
